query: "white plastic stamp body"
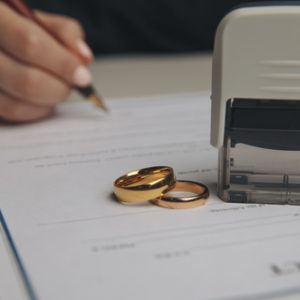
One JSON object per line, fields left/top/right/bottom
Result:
{"left": 211, "top": 4, "right": 300, "bottom": 204}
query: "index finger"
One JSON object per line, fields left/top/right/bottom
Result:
{"left": 36, "top": 11, "right": 93, "bottom": 64}
{"left": 0, "top": 3, "right": 91, "bottom": 87}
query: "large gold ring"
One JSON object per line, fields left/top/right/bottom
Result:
{"left": 151, "top": 180, "right": 209, "bottom": 209}
{"left": 113, "top": 166, "right": 176, "bottom": 203}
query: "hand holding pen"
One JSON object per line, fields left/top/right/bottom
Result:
{"left": 0, "top": 0, "right": 106, "bottom": 123}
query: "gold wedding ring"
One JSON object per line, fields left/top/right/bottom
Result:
{"left": 151, "top": 180, "right": 209, "bottom": 209}
{"left": 113, "top": 166, "right": 176, "bottom": 203}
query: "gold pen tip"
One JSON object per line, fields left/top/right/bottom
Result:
{"left": 88, "top": 94, "right": 108, "bottom": 112}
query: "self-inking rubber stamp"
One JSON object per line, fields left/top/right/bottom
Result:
{"left": 211, "top": 3, "right": 300, "bottom": 205}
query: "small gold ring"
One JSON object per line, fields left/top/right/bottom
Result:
{"left": 151, "top": 180, "right": 209, "bottom": 209}
{"left": 113, "top": 166, "right": 176, "bottom": 203}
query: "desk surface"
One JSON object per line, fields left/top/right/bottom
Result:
{"left": 90, "top": 53, "right": 212, "bottom": 99}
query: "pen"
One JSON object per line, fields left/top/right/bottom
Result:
{"left": 0, "top": 210, "right": 38, "bottom": 300}
{"left": 2, "top": 0, "right": 108, "bottom": 111}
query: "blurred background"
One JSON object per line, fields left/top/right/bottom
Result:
{"left": 27, "top": 0, "right": 271, "bottom": 55}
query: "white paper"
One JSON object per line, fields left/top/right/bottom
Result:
{"left": 1, "top": 93, "right": 300, "bottom": 300}
{"left": 0, "top": 220, "right": 29, "bottom": 300}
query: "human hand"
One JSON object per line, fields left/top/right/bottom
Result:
{"left": 0, "top": 3, "right": 93, "bottom": 122}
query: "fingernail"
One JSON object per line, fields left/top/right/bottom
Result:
{"left": 76, "top": 40, "right": 93, "bottom": 59}
{"left": 73, "top": 66, "right": 91, "bottom": 87}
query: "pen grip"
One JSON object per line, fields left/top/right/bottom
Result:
{"left": 2, "top": 0, "right": 35, "bottom": 18}
{"left": 1, "top": 0, "right": 56, "bottom": 40}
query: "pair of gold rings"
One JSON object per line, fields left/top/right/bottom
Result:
{"left": 113, "top": 166, "right": 209, "bottom": 209}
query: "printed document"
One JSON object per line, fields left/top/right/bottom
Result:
{"left": 1, "top": 93, "right": 300, "bottom": 300}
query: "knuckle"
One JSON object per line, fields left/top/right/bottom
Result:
{"left": 53, "top": 86, "right": 71, "bottom": 104}
{"left": 61, "top": 19, "right": 84, "bottom": 37}
{"left": 17, "top": 70, "right": 40, "bottom": 99}
{"left": 16, "top": 69, "right": 71, "bottom": 105}
{"left": 1, "top": 105, "right": 50, "bottom": 122}
{"left": 16, "top": 29, "right": 41, "bottom": 59}
{"left": 0, "top": 2, "right": 13, "bottom": 14}
{"left": 0, "top": 2, "right": 6, "bottom": 11}
{"left": 8, "top": 107, "right": 23, "bottom": 120}
{"left": 0, "top": 103, "right": 23, "bottom": 121}
{"left": 59, "top": 56, "right": 80, "bottom": 82}
{"left": 13, "top": 68, "right": 71, "bottom": 105}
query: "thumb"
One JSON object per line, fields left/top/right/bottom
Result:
{"left": 35, "top": 11, "right": 93, "bottom": 64}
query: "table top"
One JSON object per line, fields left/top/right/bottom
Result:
{"left": 89, "top": 53, "right": 212, "bottom": 99}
